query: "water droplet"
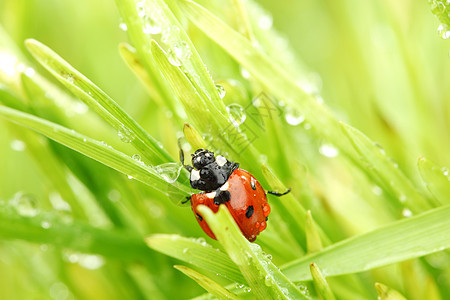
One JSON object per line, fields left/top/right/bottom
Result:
{"left": 438, "top": 24, "right": 450, "bottom": 39}
{"left": 442, "top": 167, "right": 449, "bottom": 176}
{"left": 41, "top": 220, "right": 51, "bottom": 229}
{"left": 127, "top": 175, "right": 134, "bottom": 180}
{"left": 304, "top": 123, "right": 312, "bottom": 130}
{"left": 284, "top": 107, "right": 305, "bottom": 126}
{"left": 264, "top": 274, "right": 273, "bottom": 286}
{"left": 372, "top": 185, "right": 383, "bottom": 196}
{"left": 49, "top": 282, "right": 70, "bottom": 300}
{"left": 215, "top": 84, "right": 226, "bottom": 99}
{"left": 168, "top": 41, "right": 191, "bottom": 66}
{"left": 64, "top": 73, "right": 75, "bottom": 84}
{"left": 24, "top": 67, "right": 35, "bottom": 77}
{"left": 118, "top": 125, "right": 135, "bottom": 143}
{"left": 258, "top": 14, "right": 273, "bottom": 30}
{"left": 10, "top": 139, "right": 26, "bottom": 151}
{"left": 143, "top": 15, "right": 161, "bottom": 34}
{"left": 132, "top": 154, "right": 142, "bottom": 162}
{"left": 136, "top": 1, "right": 146, "bottom": 18}
{"left": 161, "top": 25, "right": 180, "bottom": 44}
{"left": 49, "top": 192, "right": 71, "bottom": 211}
{"left": 154, "top": 163, "right": 182, "bottom": 183}
{"left": 374, "top": 142, "right": 386, "bottom": 155}
{"left": 183, "top": 248, "right": 189, "bottom": 254}
{"left": 319, "top": 143, "right": 339, "bottom": 157}
{"left": 10, "top": 192, "right": 39, "bottom": 217}
{"left": 399, "top": 194, "right": 407, "bottom": 203}
{"left": 240, "top": 66, "right": 251, "bottom": 79}
{"left": 402, "top": 208, "right": 413, "bottom": 217}
{"left": 235, "top": 283, "right": 245, "bottom": 289}
{"left": 77, "top": 254, "right": 105, "bottom": 270}
{"left": 226, "top": 104, "right": 246, "bottom": 127}
{"left": 119, "top": 22, "right": 128, "bottom": 31}
{"left": 108, "top": 189, "right": 121, "bottom": 202}
{"left": 243, "top": 286, "right": 251, "bottom": 293}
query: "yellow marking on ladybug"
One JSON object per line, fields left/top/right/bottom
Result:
{"left": 220, "top": 182, "right": 230, "bottom": 191}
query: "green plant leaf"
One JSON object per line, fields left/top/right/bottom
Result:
{"left": 340, "top": 122, "right": 431, "bottom": 213}
{"left": 418, "top": 157, "right": 450, "bottom": 205}
{"left": 25, "top": 39, "right": 172, "bottom": 165}
{"left": 174, "top": 265, "right": 239, "bottom": 300}
{"left": 0, "top": 105, "right": 191, "bottom": 198}
{"left": 145, "top": 234, "right": 244, "bottom": 283}
{"left": 310, "top": 263, "right": 336, "bottom": 300}
{"left": 281, "top": 204, "right": 450, "bottom": 281}
{"left": 0, "top": 204, "right": 152, "bottom": 262}
{"left": 198, "top": 205, "right": 308, "bottom": 300}
{"left": 375, "top": 282, "right": 407, "bottom": 300}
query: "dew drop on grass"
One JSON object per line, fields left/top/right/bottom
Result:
{"left": 319, "top": 143, "right": 339, "bottom": 157}
{"left": 264, "top": 274, "right": 273, "bottom": 286}
{"left": 438, "top": 24, "right": 450, "bottom": 39}
{"left": 143, "top": 15, "right": 161, "bottom": 35}
{"left": 258, "top": 13, "right": 273, "bottom": 30}
{"left": 41, "top": 220, "right": 51, "bottom": 229}
{"left": 119, "top": 22, "right": 128, "bottom": 31}
{"left": 161, "top": 25, "right": 180, "bottom": 44}
{"left": 77, "top": 254, "right": 105, "bottom": 270}
{"left": 215, "top": 84, "right": 226, "bottom": 99}
{"left": 240, "top": 66, "right": 251, "bottom": 79}
{"left": 10, "top": 139, "right": 26, "bottom": 151}
{"left": 132, "top": 154, "right": 142, "bottom": 162}
{"left": 226, "top": 104, "right": 246, "bottom": 127}
{"left": 64, "top": 73, "right": 75, "bottom": 84}
{"left": 399, "top": 194, "right": 407, "bottom": 203}
{"left": 372, "top": 185, "right": 383, "bottom": 196}
{"left": 402, "top": 208, "right": 413, "bottom": 217}
{"left": 118, "top": 125, "right": 135, "bottom": 143}
{"left": 10, "top": 192, "right": 39, "bottom": 217}
{"left": 284, "top": 107, "right": 305, "bottom": 126}
{"left": 154, "top": 163, "right": 182, "bottom": 183}
{"left": 136, "top": 1, "right": 146, "bottom": 18}
{"left": 168, "top": 41, "right": 191, "bottom": 66}
{"left": 127, "top": 175, "right": 134, "bottom": 180}
{"left": 442, "top": 167, "right": 449, "bottom": 176}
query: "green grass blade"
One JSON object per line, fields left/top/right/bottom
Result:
{"left": 375, "top": 282, "right": 407, "bottom": 300}
{"left": 0, "top": 105, "right": 190, "bottom": 197}
{"left": 281, "top": 205, "right": 450, "bottom": 281}
{"left": 0, "top": 205, "right": 152, "bottom": 262}
{"left": 310, "top": 263, "right": 336, "bottom": 300}
{"left": 198, "top": 205, "right": 308, "bottom": 300}
{"left": 25, "top": 39, "right": 172, "bottom": 165}
{"left": 418, "top": 157, "right": 450, "bottom": 205}
{"left": 178, "top": 0, "right": 351, "bottom": 155}
{"left": 174, "top": 265, "right": 240, "bottom": 300}
{"left": 340, "top": 122, "right": 431, "bottom": 213}
{"left": 145, "top": 234, "right": 244, "bottom": 283}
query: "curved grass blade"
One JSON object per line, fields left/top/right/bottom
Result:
{"left": 174, "top": 265, "right": 239, "bottom": 300}
{"left": 0, "top": 205, "right": 152, "bottom": 262}
{"left": 375, "top": 282, "right": 407, "bottom": 300}
{"left": 0, "top": 105, "right": 191, "bottom": 197}
{"left": 198, "top": 205, "right": 308, "bottom": 300}
{"left": 418, "top": 157, "right": 450, "bottom": 205}
{"left": 310, "top": 263, "right": 336, "bottom": 300}
{"left": 145, "top": 234, "right": 244, "bottom": 283}
{"left": 340, "top": 122, "right": 431, "bottom": 213}
{"left": 178, "top": 0, "right": 352, "bottom": 156}
{"left": 25, "top": 39, "right": 172, "bottom": 165}
{"left": 281, "top": 204, "right": 450, "bottom": 281}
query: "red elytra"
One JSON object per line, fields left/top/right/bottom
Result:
{"left": 190, "top": 169, "right": 271, "bottom": 242}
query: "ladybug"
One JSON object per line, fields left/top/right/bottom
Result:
{"left": 180, "top": 148, "right": 290, "bottom": 242}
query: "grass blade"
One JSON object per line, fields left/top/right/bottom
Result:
{"left": 418, "top": 156, "right": 450, "bottom": 205}
{"left": 25, "top": 39, "right": 172, "bottom": 165}
{"left": 145, "top": 234, "right": 244, "bottom": 283}
{"left": 0, "top": 105, "right": 191, "bottom": 197}
{"left": 198, "top": 205, "right": 308, "bottom": 300}
{"left": 340, "top": 122, "right": 431, "bottom": 213}
{"left": 281, "top": 204, "right": 450, "bottom": 281}
{"left": 174, "top": 265, "right": 240, "bottom": 300}
{"left": 310, "top": 263, "right": 336, "bottom": 300}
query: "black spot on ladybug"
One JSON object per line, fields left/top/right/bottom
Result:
{"left": 250, "top": 179, "right": 256, "bottom": 190}
{"left": 245, "top": 205, "right": 254, "bottom": 218}
{"left": 265, "top": 216, "right": 268, "bottom": 221}
{"left": 196, "top": 213, "right": 203, "bottom": 222}
{"left": 213, "top": 190, "right": 231, "bottom": 205}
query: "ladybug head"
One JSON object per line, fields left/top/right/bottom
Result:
{"left": 191, "top": 149, "right": 216, "bottom": 170}
{"left": 188, "top": 149, "right": 240, "bottom": 192}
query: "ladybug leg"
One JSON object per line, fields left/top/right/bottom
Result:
{"left": 181, "top": 195, "right": 192, "bottom": 204}
{"left": 267, "top": 188, "right": 291, "bottom": 197}
{"left": 213, "top": 189, "right": 231, "bottom": 205}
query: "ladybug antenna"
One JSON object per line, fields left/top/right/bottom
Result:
{"left": 267, "top": 188, "right": 291, "bottom": 197}
{"left": 178, "top": 138, "right": 193, "bottom": 172}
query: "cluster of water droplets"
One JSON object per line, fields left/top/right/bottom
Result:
{"left": 64, "top": 250, "right": 105, "bottom": 270}
{"left": 118, "top": 125, "right": 136, "bottom": 143}
{"left": 430, "top": 1, "right": 450, "bottom": 39}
